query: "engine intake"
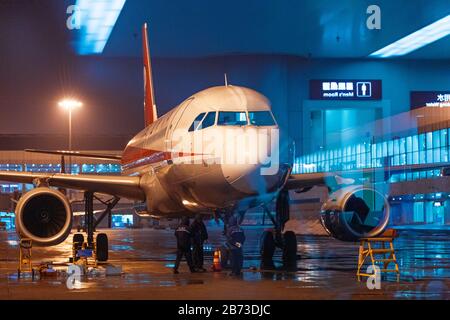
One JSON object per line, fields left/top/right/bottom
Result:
{"left": 15, "top": 188, "right": 72, "bottom": 246}
{"left": 320, "top": 186, "right": 390, "bottom": 241}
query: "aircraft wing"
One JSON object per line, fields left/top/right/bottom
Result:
{"left": 0, "top": 171, "right": 145, "bottom": 200}
{"left": 25, "top": 149, "right": 122, "bottom": 161}
{"left": 285, "top": 162, "right": 450, "bottom": 190}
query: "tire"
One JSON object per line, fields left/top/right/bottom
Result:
{"left": 282, "top": 231, "right": 297, "bottom": 271}
{"left": 260, "top": 230, "right": 276, "bottom": 270}
{"left": 73, "top": 233, "right": 84, "bottom": 249}
{"left": 96, "top": 233, "right": 108, "bottom": 262}
{"left": 72, "top": 233, "right": 84, "bottom": 262}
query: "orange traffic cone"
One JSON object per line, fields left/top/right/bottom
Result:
{"left": 212, "top": 249, "right": 222, "bottom": 272}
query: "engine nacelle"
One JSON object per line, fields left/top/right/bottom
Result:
{"left": 320, "top": 185, "right": 390, "bottom": 241}
{"left": 15, "top": 187, "right": 72, "bottom": 246}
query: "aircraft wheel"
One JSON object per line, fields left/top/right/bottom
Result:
{"left": 96, "top": 233, "right": 108, "bottom": 262}
{"left": 282, "top": 231, "right": 297, "bottom": 271}
{"left": 260, "top": 230, "right": 276, "bottom": 270}
{"left": 72, "top": 233, "right": 84, "bottom": 262}
{"left": 73, "top": 233, "right": 84, "bottom": 248}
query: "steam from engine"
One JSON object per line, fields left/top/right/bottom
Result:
{"left": 15, "top": 187, "right": 72, "bottom": 246}
{"left": 320, "top": 185, "right": 390, "bottom": 241}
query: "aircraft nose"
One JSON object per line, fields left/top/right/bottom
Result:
{"left": 221, "top": 163, "right": 282, "bottom": 195}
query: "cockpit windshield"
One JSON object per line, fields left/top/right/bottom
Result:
{"left": 189, "top": 110, "right": 276, "bottom": 130}
{"left": 217, "top": 112, "right": 247, "bottom": 126}
{"left": 188, "top": 111, "right": 216, "bottom": 132}
{"left": 248, "top": 111, "right": 276, "bottom": 126}
{"left": 200, "top": 112, "right": 216, "bottom": 129}
{"left": 188, "top": 113, "right": 206, "bottom": 132}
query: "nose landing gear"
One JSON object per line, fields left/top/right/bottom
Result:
{"left": 261, "top": 190, "right": 298, "bottom": 271}
{"left": 70, "top": 191, "right": 119, "bottom": 264}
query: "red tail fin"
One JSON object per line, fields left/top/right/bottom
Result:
{"left": 142, "top": 23, "right": 157, "bottom": 126}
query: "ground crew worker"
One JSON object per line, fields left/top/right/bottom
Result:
{"left": 226, "top": 216, "right": 246, "bottom": 276}
{"left": 173, "top": 217, "right": 195, "bottom": 274}
{"left": 191, "top": 214, "right": 208, "bottom": 272}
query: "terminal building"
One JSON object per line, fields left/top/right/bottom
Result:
{"left": 291, "top": 102, "right": 450, "bottom": 231}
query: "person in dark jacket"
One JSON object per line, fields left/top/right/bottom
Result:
{"left": 226, "top": 215, "right": 246, "bottom": 276}
{"left": 173, "top": 217, "right": 195, "bottom": 274}
{"left": 191, "top": 214, "right": 208, "bottom": 272}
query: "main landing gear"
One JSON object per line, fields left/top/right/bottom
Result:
{"left": 261, "top": 189, "right": 298, "bottom": 271}
{"left": 71, "top": 191, "right": 120, "bottom": 263}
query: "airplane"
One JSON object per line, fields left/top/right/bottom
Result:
{"left": 1, "top": 23, "right": 448, "bottom": 263}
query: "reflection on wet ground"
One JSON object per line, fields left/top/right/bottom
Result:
{"left": 0, "top": 227, "right": 449, "bottom": 299}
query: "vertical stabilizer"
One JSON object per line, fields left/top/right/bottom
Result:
{"left": 142, "top": 23, "right": 157, "bottom": 126}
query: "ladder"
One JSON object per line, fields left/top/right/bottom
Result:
{"left": 357, "top": 229, "right": 400, "bottom": 282}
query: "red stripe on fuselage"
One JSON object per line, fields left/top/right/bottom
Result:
{"left": 121, "top": 145, "right": 164, "bottom": 165}
{"left": 121, "top": 145, "right": 201, "bottom": 170}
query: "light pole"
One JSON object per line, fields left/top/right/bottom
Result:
{"left": 58, "top": 99, "right": 82, "bottom": 173}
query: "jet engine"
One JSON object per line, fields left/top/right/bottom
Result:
{"left": 15, "top": 187, "right": 72, "bottom": 246}
{"left": 320, "top": 185, "right": 390, "bottom": 241}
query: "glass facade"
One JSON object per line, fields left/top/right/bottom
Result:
{"left": 81, "top": 163, "right": 121, "bottom": 174}
{"left": 294, "top": 127, "right": 450, "bottom": 228}
{"left": 0, "top": 164, "right": 22, "bottom": 171}
{"left": 0, "top": 212, "right": 15, "bottom": 230}
{"left": 112, "top": 214, "right": 133, "bottom": 228}
{"left": 293, "top": 127, "right": 448, "bottom": 182}
{"left": 0, "top": 163, "right": 121, "bottom": 174}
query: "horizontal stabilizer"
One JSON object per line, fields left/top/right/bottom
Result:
{"left": 25, "top": 149, "right": 122, "bottom": 161}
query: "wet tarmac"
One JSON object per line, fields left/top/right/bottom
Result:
{"left": 1, "top": 226, "right": 450, "bottom": 299}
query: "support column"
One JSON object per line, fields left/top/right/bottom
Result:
{"left": 444, "top": 200, "right": 450, "bottom": 225}
{"left": 402, "top": 202, "right": 414, "bottom": 225}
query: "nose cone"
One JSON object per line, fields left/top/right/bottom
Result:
{"left": 221, "top": 163, "right": 283, "bottom": 196}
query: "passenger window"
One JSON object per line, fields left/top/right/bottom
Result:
{"left": 217, "top": 111, "right": 247, "bottom": 126}
{"left": 198, "top": 112, "right": 216, "bottom": 129}
{"left": 248, "top": 111, "right": 276, "bottom": 126}
{"left": 188, "top": 113, "right": 206, "bottom": 132}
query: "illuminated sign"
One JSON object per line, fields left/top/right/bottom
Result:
{"left": 310, "top": 80, "right": 382, "bottom": 100}
{"left": 410, "top": 91, "right": 450, "bottom": 109}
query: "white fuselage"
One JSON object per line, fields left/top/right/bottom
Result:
{"left": 121, "top": 85, "right": 288, "bottom": 216}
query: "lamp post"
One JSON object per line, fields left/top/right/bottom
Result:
{"left": 58, "top": 99, "right": 82, "bottom": 173}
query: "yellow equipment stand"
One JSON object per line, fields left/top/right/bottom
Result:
{"left": 18, "top": 238, "right": 35, "bottom": 279}
{"left": 357, "top": 229, "right": 400, "bottom": 282}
